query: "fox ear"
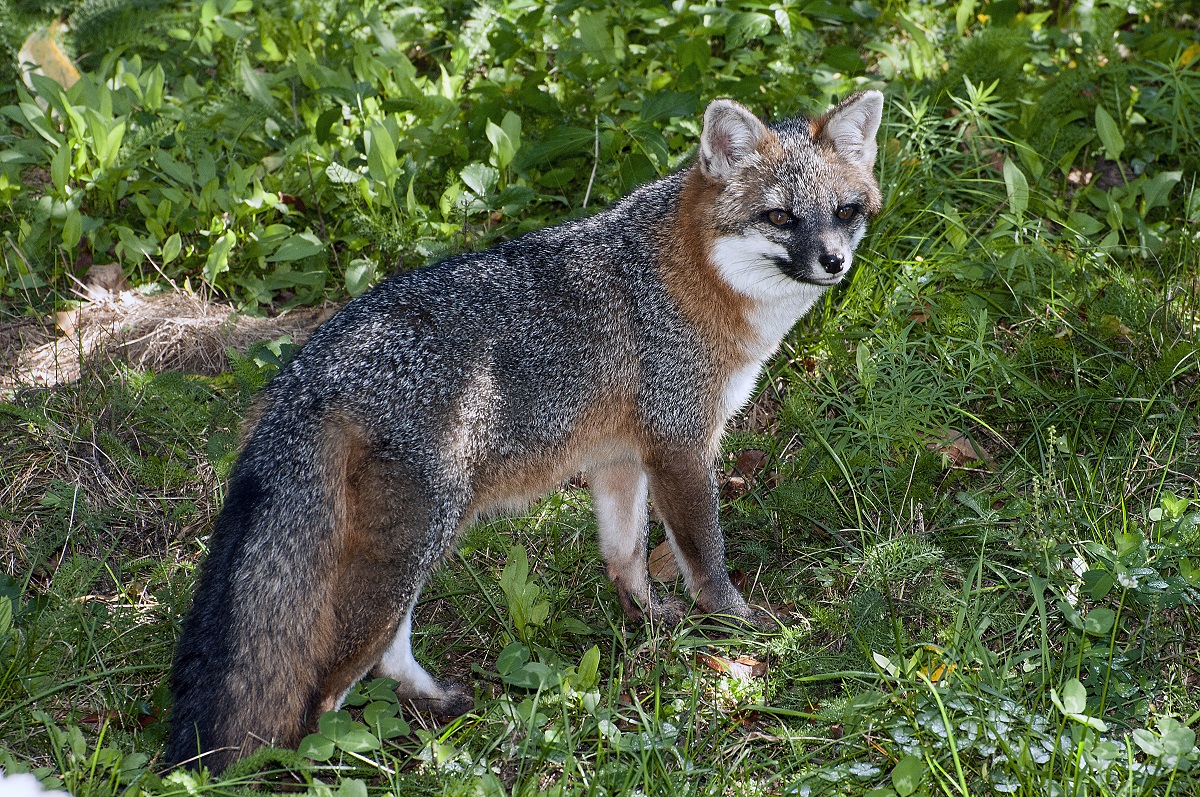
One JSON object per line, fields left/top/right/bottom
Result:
{"left": 815, "top": 90, "right": 883, "bottom": 172}
{"left": 699, "top": 99, "right": 770, "bottom": 182}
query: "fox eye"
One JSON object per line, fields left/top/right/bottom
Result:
{"left": 764, "top": 209, "right": 795, "bottom": 228}
{"left": 835, "top": 204, "right": 860, "bottom": 221}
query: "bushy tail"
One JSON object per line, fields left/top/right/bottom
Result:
{"left": 165, "top": 458, "right": 334, "bottom": 772}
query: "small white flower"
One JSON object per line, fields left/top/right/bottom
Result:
{"left": 1118, "top": 572, "right": 1139, "bottom": 589}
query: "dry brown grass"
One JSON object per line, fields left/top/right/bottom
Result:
{"left": 0, "top": 283, "right": 332, "bottom": 389}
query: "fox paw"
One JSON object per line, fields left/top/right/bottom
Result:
{"left": 704, "top": 603, "right": 777, "bottom": 634}
{"left": 646, "top": 594, "right": 690, "bottom": 627}
{"left": 400, "top": 681, "right": 474, "bottom": 719}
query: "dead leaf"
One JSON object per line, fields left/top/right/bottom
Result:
{"left": 278, "top": 193, "right": 308, "bottom": 214}
{"left": 733, "top": 449, "right": 769, "bottom": 477}
{"left": 648, "top": 540, "right": 679, "bottom": 581}
{"left": 720, "top": 474, "right": 749, "bottom": 499}
{"left": 928, "top": 429, "right": 994, "bottom": 467}
{"left": 19, "top": 22, "right": 80, "bottom": 91}
{"left": 695, "top": 651, "right": 767, "bottom": 681}
{"left": 729, "top": 568, "right": 748, "bottom": 593}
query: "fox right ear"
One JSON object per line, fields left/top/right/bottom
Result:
{"left": 699, "top": 99, "right": 770, "bottom": 182}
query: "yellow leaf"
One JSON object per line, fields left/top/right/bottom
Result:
{"left": 1181, "top": 42, "right": 1200, "bottom": 68}
{"left": 19, "top": 21, "right": 80, "bottom": 91}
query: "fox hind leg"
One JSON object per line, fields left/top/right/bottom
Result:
{"left": 314, "top": 424, "right": 471, "bottom": 721}
{"left": 589, "top": 460, "right": 688, "bottom": 625}
{"left": 372, "top": 597, "right": 474, "bottom": 716}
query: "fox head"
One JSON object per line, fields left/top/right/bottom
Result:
{"left": 696, "top": 91, "right": 883, "bottom": 297}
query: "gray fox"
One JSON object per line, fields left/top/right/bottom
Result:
{"left": 167, "top": 91, "right": 883, "bottom": 771}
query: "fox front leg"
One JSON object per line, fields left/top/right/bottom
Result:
{"left": 589, "top": 460, "right": 689, "bottom": 625}
{"left": 646, "top": 452, "right": 770, "bottom": 629}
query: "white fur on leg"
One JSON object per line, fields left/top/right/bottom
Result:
{"left": 589, "top": 461, "right": 652, "bottom": 606}
{"left": 374, "top": 605, "right": 444, "bottom": 699}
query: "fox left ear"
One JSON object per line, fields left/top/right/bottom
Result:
{"left": 816, "top": 90, "right": 884, "bottom": 172}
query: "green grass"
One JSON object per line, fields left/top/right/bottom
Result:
{"left": 3, "top": 0, "right": 1200, "bottom": 795}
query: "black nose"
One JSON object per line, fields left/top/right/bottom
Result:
{"left": 819, "top": 252, "right": 845, "bottom": 274}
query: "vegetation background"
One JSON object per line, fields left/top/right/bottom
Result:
{"left": 1, "top": 0, "right": 1198, "bottom": 794}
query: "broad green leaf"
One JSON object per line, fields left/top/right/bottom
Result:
{"left": 362, "top": 701, "right": 397, "bottom": 726}
{"left": 103, "top": 121, "right": 125, "bottom": 168}
{"left": 62, "top": 208, "right": 82, "bottom": 247}
{"left": 955, "top": 0, "right": 976, "bottom": 34}
{"left": 516, "top": 127, "right": 594, "bottom": 169}
{"left": 1132, "top": 728, "right": 1163, "bottom": 756}
{"left": 268, "top": 231, "right": 324, "bottom": 262}
{"left": 1142, "top": 170, "right": 1181, "bottom": 212}
{"left": 576, "top": 12, "right": 615, "bottom": 62}
{"left": 571, "top": 645, "right": 601, "bottom": 691}
{"left": 496, "top": 642, "right": 530, "bottom": 675}
{"left": 316, "top": 710, "right": 379, "bottom": 752}
{"left": 202, "top": 230, "right": 236, "bottom": 284}
{"left": 640, "top": 90, "right": 699, "bottom": 123}
{"left": 373, "top": 715, "right": 410, "bottom": 740}
{"left": 361, "top": 677, "right": 399, "bottom": 704}
{"left": 238, "top": 57, "right": 275, "bottom": 107}
{"left": 143, "top": 64, "right": 164, "bottom": 110}
{"left": 1094, "top": 106, "right": 1124, "bottom": 161}
{"left": 297, "top": 732, "right": 334, "bottom": 761}
{"left": 726, "top": 12, "right": 773, "bottom": 49}
{"left": 335, "top": 725, "right": 380, "bottom": 753}
{"left": 0, "top": 596, "right": 11, "bottom": 636}
{"left": 1158, "top": 717, "right": 1196, "bottom": 756}
{"left": 325, "top": 162, "right": 362, "bottom": 185}
{"left": 1060, "top": 678, "right": 1087, "bottom": 715}
{"left": 1066, "top": 211, "right": 1104, "bottom": 237}
{"left": 1083, "top": 607, "right": 1115, "bottom": 636}
{"left": 486, "top": 119, "right": 516, "bottom": 169}
{"left": 461, "top": 162, "right": 498, "bottom": 197}
{"left": 365, "top": 124, "right": 398, "bottom": 184}
{"left": 500, "top": 111, "right": 521, "bottom": 147}
{"left": 155, "top": 151, "right": 194, "bottom": 187}
{"left": 161, "top": 233, "right": 182, "bottom": 265}
{"left": 337, "top": 780, "right": 368, "bottom": 797}
{"left": 344, "top": 258, "right": 375, "bottom": 297}
{"left": 50, "top": 143, "right": 71, "bottom": 193}
{"left": 843, "top": 690, "right": 888, "bottom": 718}
{"left": 1161, "top": 491, "right": 1189, "bottom": 520}
{"left": 500, "top": 546, "right": 530, "bottom": 594}
{"left": 1082, "top": 569, "right": 1114, "bottom": 600}
{"left": 1003, "top": 158, "right": 1028, "bottom": 218}
{"left": 891, "top": 754, "right": 925, "bottom": 796}
{"left": 502, "top": 661, "right": 555, "bottom": 690}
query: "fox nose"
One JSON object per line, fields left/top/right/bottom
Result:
{"left": 818, "top": 252, "right": 845, "bottom": 274}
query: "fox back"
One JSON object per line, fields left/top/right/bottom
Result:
{"left": 167, "top": 91, "right": 883, "bottom": 771}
